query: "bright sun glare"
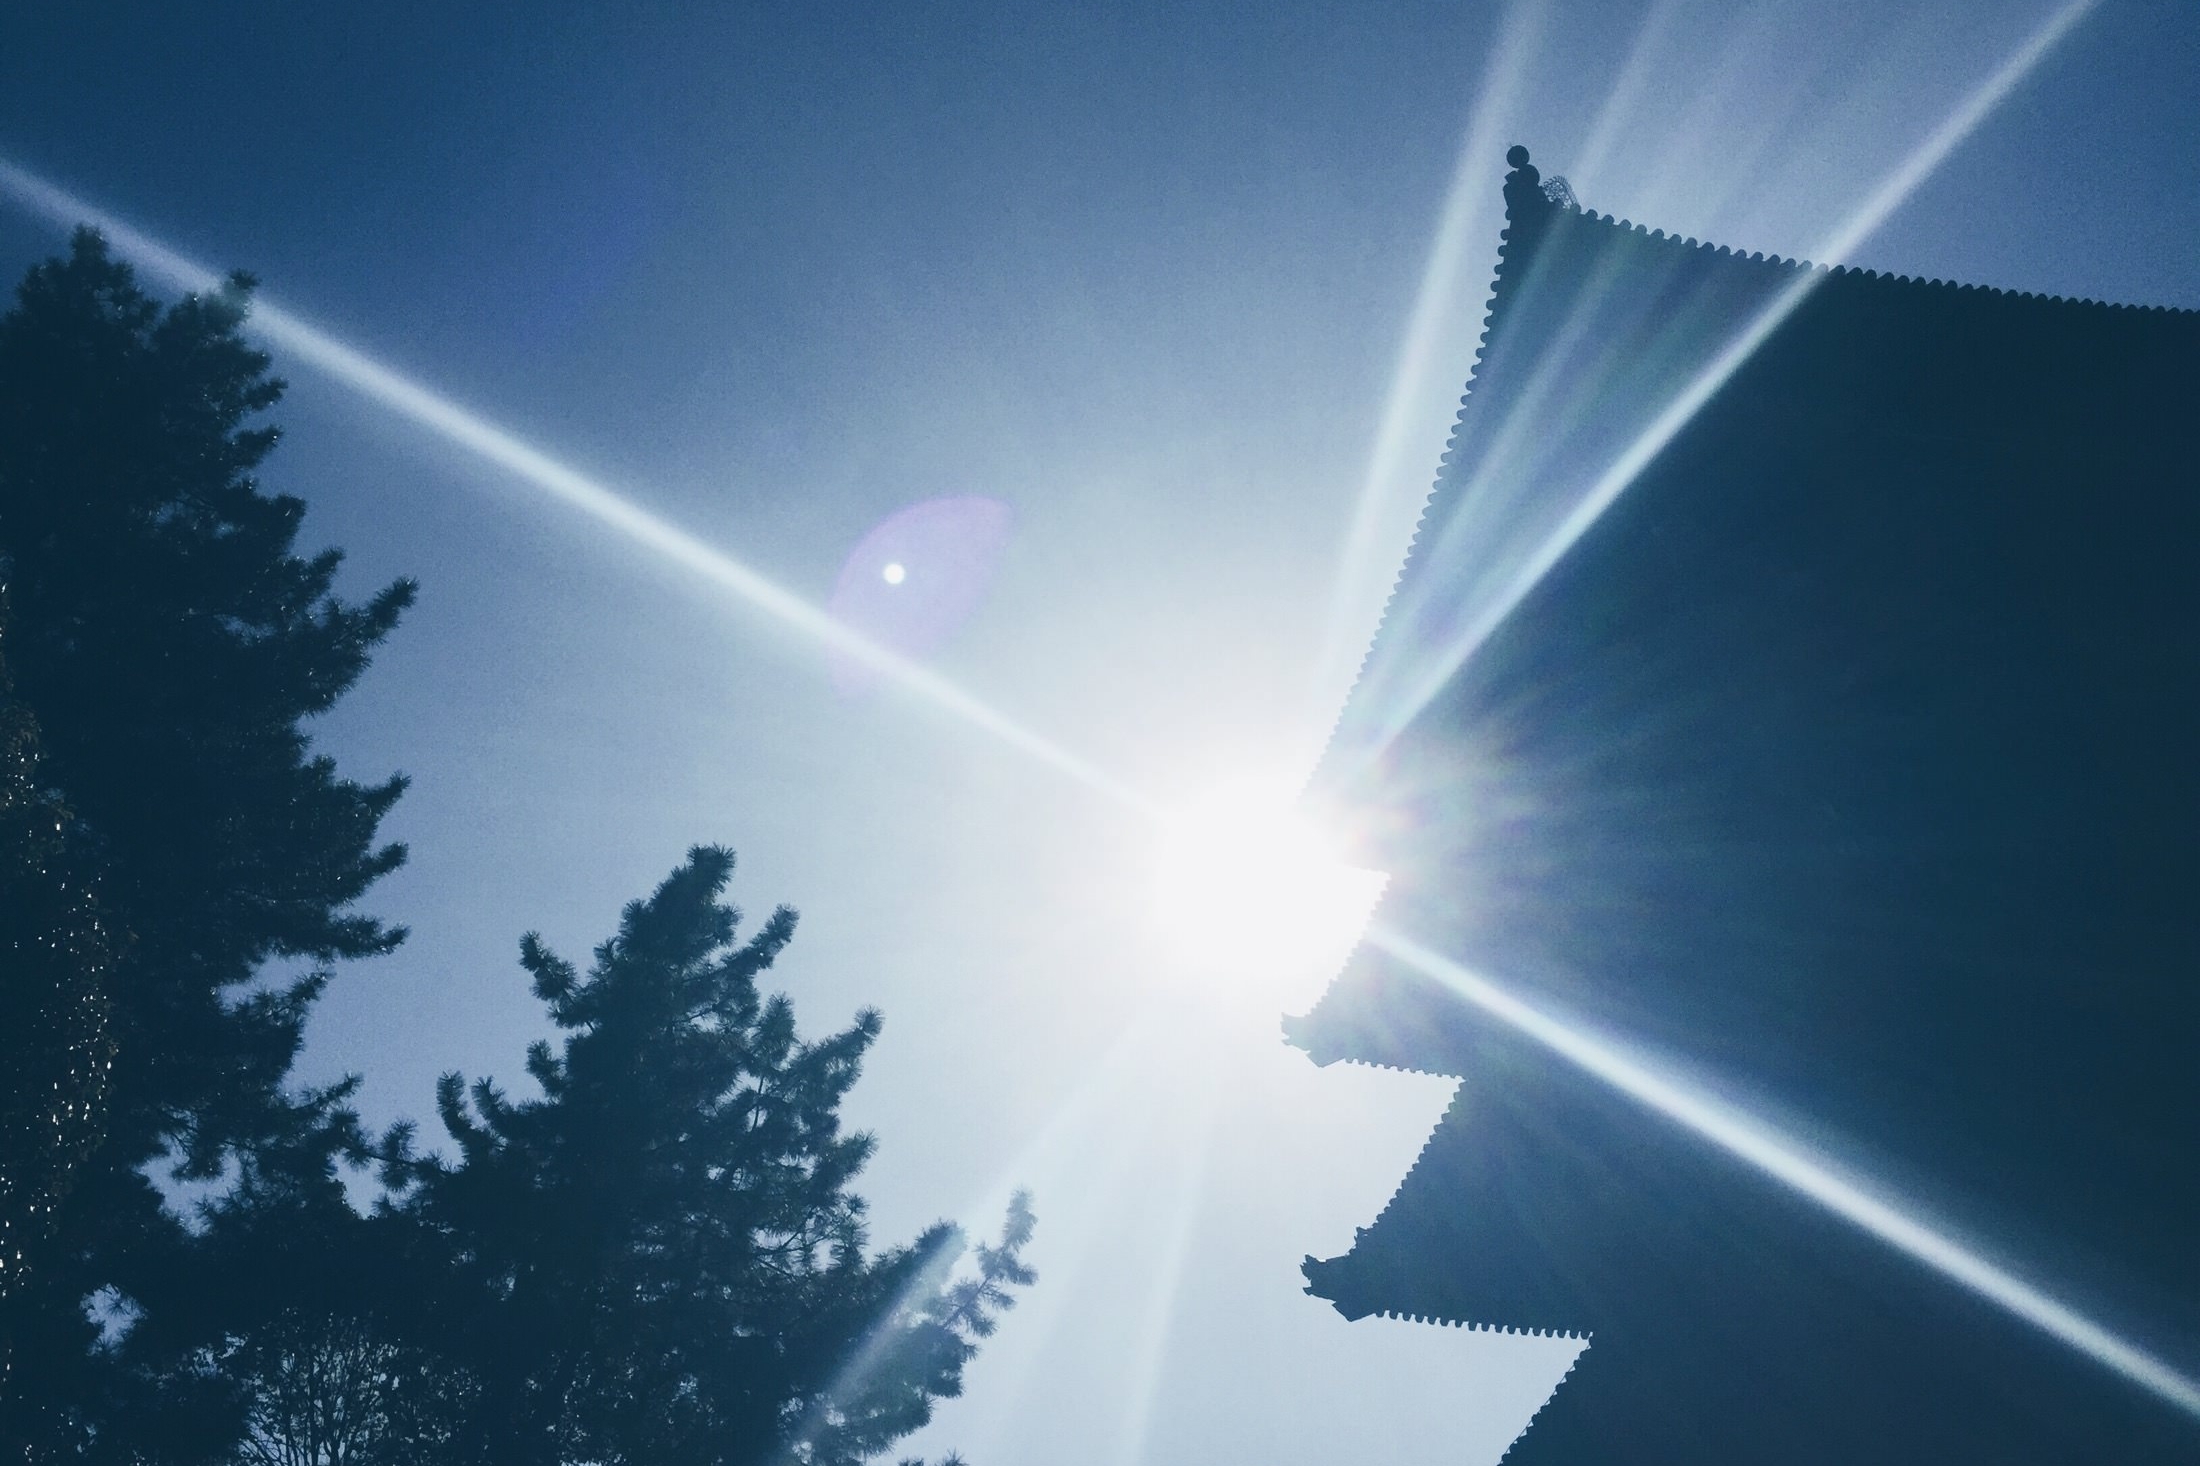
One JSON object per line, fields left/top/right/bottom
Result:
{"left": 1151, "top": 777, "right": 1386, "bottom": 1002}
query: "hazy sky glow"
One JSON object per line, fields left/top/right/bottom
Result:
{"left": 5, "top": 3, "right": 2198, "bottom": 1460}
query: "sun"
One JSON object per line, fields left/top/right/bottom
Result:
{"left": 1149, "top": 775, "right": 1386, "bottom": 1005}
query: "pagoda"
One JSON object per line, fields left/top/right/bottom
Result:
{"left": 1289, "top": 147, "right": 2200, "bottom": 1462}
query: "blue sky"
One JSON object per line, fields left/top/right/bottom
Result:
{"left": 4, "top": 2, "right": 2196, "bottom": 1460}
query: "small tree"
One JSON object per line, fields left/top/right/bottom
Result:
{"left": 173, "top": 1172, "right": 473, "bottom": 1466}
{"left": 377, "top": 847, "right": 1033, "bottom": 1466}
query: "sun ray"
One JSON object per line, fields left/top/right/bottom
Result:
{"left": 0, "top": 156, "right": 1147, "bottom": 816}
{"left": 1336, "top": 0, "right": 2102, "bottom": 779}
{"left": 1306, "top": 0, "right": 1546, "bottom": 725}
{"left": 1365, "top": 924, "right": 2200, "bottom": 1421}
{"left": 7, "top": 12, "right": 2189, "bottom": 1429}
{"left": 1563, "top": 0, "right": 1684, "bottom": 203}
{"left": 1108, "top": 1056, "right": 1230, "bottom": 1466}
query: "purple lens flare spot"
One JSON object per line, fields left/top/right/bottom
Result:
{"left": 826, "top": 496, "right": 1016, "bottom": 692}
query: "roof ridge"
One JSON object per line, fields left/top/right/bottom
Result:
{"left": 1555, "top": 194, "right": 2200, "bottom": 318}
{"left": 1302, "top": 160, "right": 1528, "bottom": 805}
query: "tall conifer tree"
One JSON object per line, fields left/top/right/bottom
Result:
{"left": 0, "top": 232, "right": 413, "bottom": 1450}
{"left": 0, "top": 614, "right": 119, "bottom": 1405}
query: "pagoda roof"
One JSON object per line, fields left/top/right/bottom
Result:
{"left": 1312, "top": 146, "right": 2198, "bottom": 844}
{"left": 1290, "top": 147, "right": 2200, "bottom": 1461}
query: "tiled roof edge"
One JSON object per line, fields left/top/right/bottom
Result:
{"left": 1498, "top": 1340, "right": 1596, "bottom": 1465}
{"left": 1369, "top": 1308, "right": 1592, "bottom": 1344}
{"left": 1283, "top": 887, "right": 1479, "bottom": 1074}
{"left": 1303, "top": 148, "right": 1547, "bottom": 804}
{"left": 1362, "top": 1075, "right": 1464, "bottom": 1238}
{"left": 1572, "top": 200, "right": 2198, "bottom": 315}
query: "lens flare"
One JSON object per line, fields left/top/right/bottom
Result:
{"left": 0, "top": 156, "right": 1144, "bottom": 814}
{"left": 827, "top": 495, "right": 1015, "bottom": 694}
{"left": 5, "top": 10, "right": 2183, "bottom": 1425}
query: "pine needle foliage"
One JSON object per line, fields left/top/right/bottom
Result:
{"left": 382, "top": 847, "right": 1034, "bottom": 1466}
{"left": 0, "top": 231, "right": 414, "bottom": 1180}
{"left": 0, "top": 229, "right": 413, "bottom": 1454}
{"left": 0, "top": 613, "right": 119, "bottom": 1405}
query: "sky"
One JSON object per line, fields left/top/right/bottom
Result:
{"left": 4, "top": 2, "right": 2198, "bottom": 1461}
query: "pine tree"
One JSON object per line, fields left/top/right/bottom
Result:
{"left": 379, "top": 847, "right": 1034, "bottom": 1466}
{"left": 0, "top": 231, "right": 414, "bottom": 1450}
{"left": 0, "top": 610, "right": 119, "bottom": 1404}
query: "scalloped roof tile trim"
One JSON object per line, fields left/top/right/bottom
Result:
{"left": 1553, "top": 193, "right": 2196, "bottom": 312}
{"left": 1306, "top": 216, "right": 1521, "bottom": 797}
{"left": 1499, "top": 1338, "right": 1595, "bottom": 1466}
{"left": 1286, "top": 881, "right": 1509, "bottom": 1074}
{"left": 1360, "top": 1072, "right": 1464, "bottom": 1235}
{"left": 1307, "top": 1066, "right": 1601, "bottom": 1341}
{"left": 1293, "top": 155, "right": 2200, "bottom": 1459}
{"left": 1370, "top": 1308, "right": 1590, "bottom": 1343}
{"left": 1298, "top": 157, "right": 2200, "bottom": 1058}
{"left": 1327, "top": 1309, "right": 1593, "bottom": 1466}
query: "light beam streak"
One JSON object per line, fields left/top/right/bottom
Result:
{"left": 783, "top": 1013, "right": 1220, "bottom": 1466}
{"left": 1307, "top": 0, "right": 1544, "bottom": 724}
{"left": 1564, "top": 0, "right": 1683, "bottom": 203}
{"left": 1365, "top": 923, "right": 2200, "bottom": 1422}
{"left": 0, "top": 156, "right": 1148, "bottom": 816}
{"left": 6, "top": 17, "right": 2185, "bottom": 1424}
{"left": 1110, "top": 1057, "right": 1226, "bottom": 1466}
{"left": 1347, "top": 0, "right": 2101, "bottom": 770}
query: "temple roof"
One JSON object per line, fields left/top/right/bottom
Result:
{"left": 1290, "top": 147, "right": 2200, "bottom": 1462}
{"left": 1312, "top": 145, "right": 2198, "bottom": 846}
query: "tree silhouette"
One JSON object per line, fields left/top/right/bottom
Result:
{"left": 0, "top": 234, "right": 1030, "bottom": 1464}
{"left": 361, "top": 846, "right": 1034, "bottom": 1466}
{"left": 0, "top": 231, "right": 413, "bottom": 1450}
{"left": 0, "top": 611, "right": 119, "bottom": 1400}
{"left": 161, "top": 1162, "right": 470, "bottom": 1466}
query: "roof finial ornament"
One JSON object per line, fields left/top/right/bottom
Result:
{"left": 1504, "top": 144, "right": 1580, "bottom": 211}
{"left": 1503, "top": 144, "right": 1556, "bottom": 225}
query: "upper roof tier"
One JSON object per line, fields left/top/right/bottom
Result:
{"left": 1311, "top": 146, "right": 2200, "bottom": 850}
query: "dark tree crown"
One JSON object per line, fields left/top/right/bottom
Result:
{"left": 0, "top": 230, "right": 414, "bottom": 1454}
{"left": 0, "top": 229, "right": 415, "bottom": 1173}
{"left": 379, "top": 847, "right": 1033, "bottom": 1466}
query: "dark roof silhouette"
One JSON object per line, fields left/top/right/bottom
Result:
{"left": 1289, "top": 147, "right": 2200, "bottom": 1463}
